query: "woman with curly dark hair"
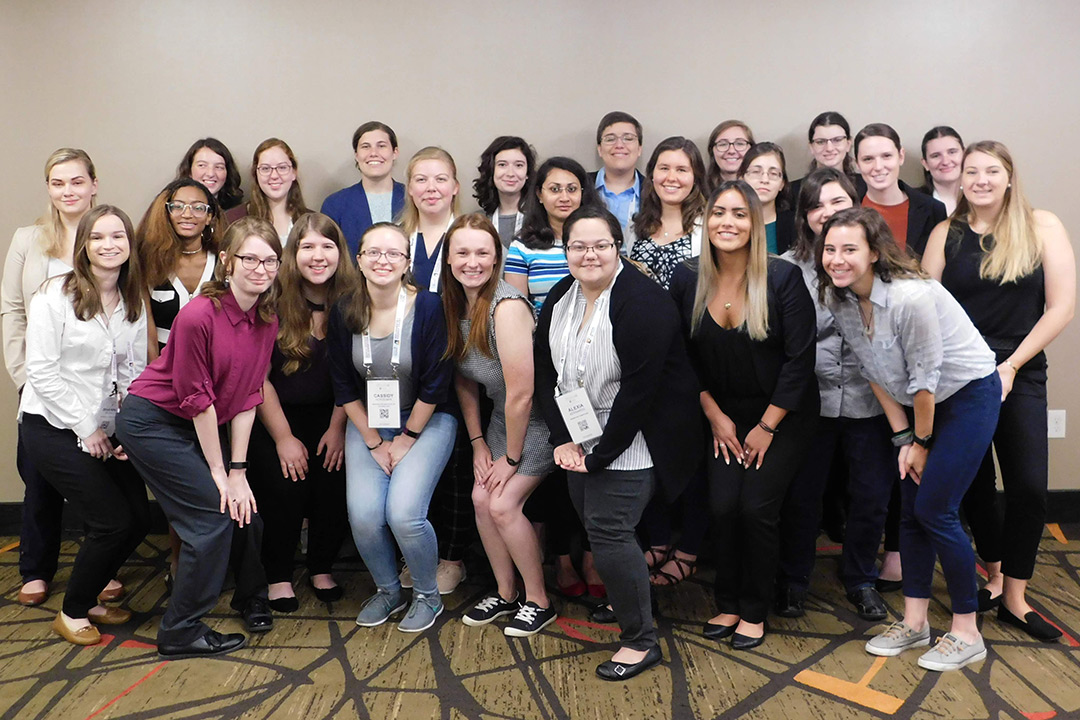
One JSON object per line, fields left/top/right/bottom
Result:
{"left": 175, "top": 138, "right": 244, "bottom": 212}
{"left": 472, "top": 136, "right": 536, "bottom": 248}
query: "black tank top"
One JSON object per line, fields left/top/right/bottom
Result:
{"left": 940, "top": 219, "right": 1045, "bottom": 372}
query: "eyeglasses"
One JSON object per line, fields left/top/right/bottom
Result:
{"left": 361, "top": 248, "right": 407, "bottom": 263}
{"left": 566, "top": 241, "right": 616, "bottom": 255}
{"left": 235, "top": 254, "right": 280, "bottom": 271}
{"left": 256, "top": 163, "right": 293, "bottom": 177}
{"left": 811, "top": 136, "right": 849, "bottom": 148}
{"left": 743, "top": 168, "right": 784, "bottom": 182}
{"left": 165, "top": 201, "right": 211, "bottom": 217}
{"left": 600, "top": 133, "right": 639, "bottom": 147}
{"left": 713, "top": 139, "right": 752, "bottom": 153}
{"left": 545, "top": 184, "right": 580, "bottom": 196}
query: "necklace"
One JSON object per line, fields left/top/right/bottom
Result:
{"left": 181, "top": 248, "right": 201, "bottom": 255}
{"left": 306, "top": 298, "right": 326, "bottom": 312}
{"left": 859, "top": 300, "right": 874, "bottom": 333}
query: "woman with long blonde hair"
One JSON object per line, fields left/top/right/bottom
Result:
{"left": 923, "top": 140, "right": 1075, "bottom": 640}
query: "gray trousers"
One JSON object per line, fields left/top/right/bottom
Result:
{"left": 567, "top": 468, "right": 656, "bottom": 651}
{"left": 116, "top": 395, "right": 266, "bottom": 646}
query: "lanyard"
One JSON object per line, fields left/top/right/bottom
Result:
{"left": 555, "top": 285, "right": 609, "bottom": 395}
{"left": 409, "top": 216, "right": 455, "bottom": 293}
{"left": 361, "top": 288, "right": 408, "bottom": 378}
{"left": 489, "top": 210, "right": 524, "bottom": 236}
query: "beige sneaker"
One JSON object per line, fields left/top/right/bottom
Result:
{"left": 436, "top": 560, "right": 466, "bottom": 595}
{"left": 398, "top": 561, "right": 413, "bottom": 589}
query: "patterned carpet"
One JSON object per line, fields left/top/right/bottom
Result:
{"left": 1, "top": 527, "right": 1079, "bottom": 719}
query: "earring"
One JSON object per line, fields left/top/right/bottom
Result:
{"left": 224, "top": 275, "right": 230, "bottom": 287}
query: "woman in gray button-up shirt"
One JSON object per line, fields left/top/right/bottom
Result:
{"left": 817, "top": 207, "right": 1000, "bottom": 672}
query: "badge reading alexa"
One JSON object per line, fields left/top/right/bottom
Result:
{"left": 555, "top": 387, "right": 602, "bottom": 444}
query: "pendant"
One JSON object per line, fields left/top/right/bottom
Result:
{"left": 724, "top": 302, "right": 732, "bottom": 309}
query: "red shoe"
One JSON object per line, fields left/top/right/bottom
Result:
{"left": 587, "top": 583, "right": 607, "bottom": 599}
{"left": 557, "top": 580, "right": 587, "bottom": 598}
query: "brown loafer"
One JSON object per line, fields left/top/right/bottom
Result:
{"left": 52, "top": 614, "right": 102, "bottom": 646}
{"left": 19, "top": 587, "right": 49, "bottom": 606}
{"left": 87, "top": 606, "right": 132, "bottom": 625}
{"left": 97, "top": 583, "right": 126, "bottom": 604}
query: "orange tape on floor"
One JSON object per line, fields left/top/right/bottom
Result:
{"left": 0, "top": 540, "right": 20, "bottom": 554}
{"left": 795, "top": 657, "right": 904, "bottom": 715}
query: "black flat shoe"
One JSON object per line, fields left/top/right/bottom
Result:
{"left": 242, "top": 597, "right": 274, "bottom": 633}
{"left": 774, "top": 586, "right": 806, "bottom": 618}
{"left": 158, "top": 630, "right": 247, "bottom": 659}
{"left": 977, "top": 588, "right": 1002, "bottom": 613}
{"left": 875, "top": 578, "right": 903, "bottom": 593}
{"left": 268, "top": 596, "right": 299, "bottom": 613}
{"left": 846, "top": 586, "right": 888, "bottom": 621}
{"left": 731, "top": 631, "right": 765, "bottom": 650}
{"left": 998, "top": 604, "right": 1062, "bottom": 641}
{"left": 590, "top": 604, "right": 617, "bottom": 624}
{"left": 595, "top": 645, "right": 662, "bottom": 681}
{"left": 703, "top": 621, "right": 738, "bottom": 640}
{"left": 309, "top": 580, "right": 344, "bottom": 603}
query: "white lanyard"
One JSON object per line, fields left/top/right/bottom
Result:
{"left": 361, "top": 288, "right": 408, "bottom": 378}
{"left": 489, "top": 209, "right": 524, "bottom": 236}
{"left": 409, "top": 216, "right": 455, "bottom": 293}
{"left": 555, "top": 285, "right": 609, "bottom": 395}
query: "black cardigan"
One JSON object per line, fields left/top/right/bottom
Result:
{"left": 858, "top": 179, "right": 947, "bottom": 258}
{"left": 534, "top": 260, "right": 704, "bottom": 501}
{"left": 668, "top": 256, "right": 819, "bottom": 415}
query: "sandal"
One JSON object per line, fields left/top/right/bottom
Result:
{"left": 651, "top": 555, "right": 697, "bottom": 586}
{"left": 644, "top": 546, "right": 673, "bottom": 571}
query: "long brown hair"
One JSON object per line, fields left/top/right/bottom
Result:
{"left": 340, "top": 223, "right": 418, "bottom": 334}
{"left": 246, "top": 138, "right": 309, "bottom": 223}
{"left": 63, "top": 205, "right": 144, "bottom": 323}
{"left": 39, "top": 148, "right": 97, "bottom": 258}
{"left": 815, "top": 207, "right": 925, "bottom": 303}
{"left": 136, "top": 178, "right": 220, "bottom": 288}
{"left": 632, "top": 136, "right": 707, "bottom": 242}
{"left": 200, "top": 217, "right": 281, "bottom": 324}
{"left": 441, "top": 214, "right": 504, "bottom": 362}
{"left": 275, "top": 213, "right": 359, "bottom": 374}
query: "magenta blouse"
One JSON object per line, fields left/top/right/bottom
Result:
{"left": 129, "top": 292, "right": 277, "bottom": 424}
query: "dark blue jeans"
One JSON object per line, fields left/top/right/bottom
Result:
{"left": 901, "top": 372, "right": 1001, "bottom": 614}
{"left": 780, "top": 414, "right": 895, "bottom": 591}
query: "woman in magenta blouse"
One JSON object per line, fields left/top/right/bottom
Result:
{"left": 117, "top": 217, "right": 281, "bottom": 659}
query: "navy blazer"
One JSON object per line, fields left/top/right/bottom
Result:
{"left": 320, "top": 180, "right": 406, "bottom": 259}
{"left": 858, "top": 179, "right": 946, "bottom": 258}
{"left": 326, "top": 289, "right": 452, "bottom": 414}
{"left": 534, "top": 260, "right": 704, "bottom": 501}
{"left": 669, "top": 256, "right": 819, "bottom": 415}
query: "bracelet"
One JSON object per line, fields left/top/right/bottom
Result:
{"left": 891, "top": 429, "right": 914, "bottom": 447}
{"left": 401, "top": 427, "right": 421, "bottom": 439}
{"left": 367, "top": 439, "right": 383, "bottom": 450}
{"left": 229, "top": 461, "right": 248, "bottom": 470}
{"left": 470, "top": 435, "right": 484, "bottom": 443}
{"left": 506, "top": 455, "right": 520, "bottom": 467}
{"left": 1004, "top": 359, "right": 1018, "bottom": 372}
{"left": 757, "top": 420, "right": 777, "bottom": 435}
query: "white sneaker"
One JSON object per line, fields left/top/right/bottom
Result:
{"left": 865, "top": 621, "right": 931, "bottom": 656}
{"left": 436, "top": 560, "right": 466, "bottom": 595}
{"left": 917, "top": 633, "right": 987, "bottom": 671}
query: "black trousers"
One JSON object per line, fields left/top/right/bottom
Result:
{"left": 21, "top": 414, "right": 150, "bottom": 619}
{"left": 711, "top": 403, "right": 816, "bottom": 624}
{"left": 17, "top": 419, "right": 64, "bottom": 585}
{"left": 117, "top": 395, "right": 267, "bottom": 645}
{"left": 431, "top": 421, "right": 476, "bottom": 562}
{"left": 247, "top": 403, "right": 348, "bottom": 584}
{"left": 962, "top": 368, "right": 1048, "bottom": 580}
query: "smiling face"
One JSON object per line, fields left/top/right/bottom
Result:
{"left": 190, "top": 147, "right": 227, "bottom": 197}
{"left": 538, "top": 168, "right": 583, "bottom": 223}
{"left": 922, "top": 136, "right": 964, "bottom": 186}
{"left": 652, "top": 149, "right": 695, "bottom": 207}
{"left": 358, "top": 225, "right": 409, "bottom": 289}
{"left": 822, "top": 223, "right": 878, "bottom": 296}
{"left": 295, "top": 231, "right": 340, "bottom": 287}
{"left": 448, "top": 226, "right": 498, "bottom": 293}
{"left": 226, "top": 235, "right": 279, "bottom": 301}
{"left": 355, "top": 129, "right": 398, "bottom": 182}
{"left": 810, "top": 124, "right": 851, "bottom": 170}
{"left": 566, "top": 217, "right": 620, "bottom": 290}
{"left": 807, "top": 181, "right": 855, "bottom": 235}
{"left": 85, "top": 213, "right": 130, "bottom": 275}
{"left": 493, "top": 148, "right": 528, "bottom": 198}
{"left": 741, "top": 152, "right": 785, "bottom": 206}
{"left": 707, "top": 188, "right": 752, "bottom": 255}
{"left": 597, "top": 121, "right": 642, "bottom": 174}
{"left": 713, "top": 126, "right": 752, "bottom": 177}
{"left": 856, "top": 136, "right": 904, "bottom": 194}
{"left": 960, "top": 150, "right": 1009, "bottom": 211}
{"left": 408, "top": 159, "right": 458, "bottom": 218}
{"left": 168, "top": 185, "right": 212, "bottom": 243}
{"left": 256, "top": 145, "right": 295, "bottom": 202}
{"left": 47, "top": 160, "right": 98, "bottom": 219}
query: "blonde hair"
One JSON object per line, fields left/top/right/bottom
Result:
{"left": 953, "top": 140, "right": 1041, "bottom": 284}
{"left": 691, "top": 181, "right": 770, "bottom": 341}
{"left": 400, "top": 146, "right": 460, "bottom": 237}
{"left": 39, "top": 148, "right": 97, "bottom": 258}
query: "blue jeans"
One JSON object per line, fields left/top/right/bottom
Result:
{"left": 345, "top": 412, "right": 457, "bottom": 597}
{"left": 901, "top": 372, "right": 1001, "bottom": 614}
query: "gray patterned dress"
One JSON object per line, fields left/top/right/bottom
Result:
{"left": 456, "top": 281, "right": 556, "bottom": 477}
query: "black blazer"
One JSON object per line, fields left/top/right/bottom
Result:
{"left": 668, "top": 256, "right": 819, "bottom": 415}
{"left": 534, "top": 259, "right": 704, "bottom": 501}
{"left": 858, "top": 179, "right": 946, "bottom": 258}
{"left": 775, "top": 209, "right": 796, "bottom": 255}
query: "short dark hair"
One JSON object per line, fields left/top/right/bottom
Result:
{"left": 854, "top": 123, "right": 902, "bottom": 157}
{"left": 919, "top": 125, "right": 964, "bottom": 191}
{"left": 472, "top": 136, "right": 537, "bottom": 215}
{"left": 737, "top": 141, "right": 791, "bottom": 212}
{"left": 807, "top": 111, "right": 856, "bottom": 175}
{"left": 563, "top": 204, "right": 624, "bottom": 250}
{"left": 595, "top": 111, "right": 642, "bottom": 145}
{"left": 351, "top": 121, "right": 398, "bottom": 152}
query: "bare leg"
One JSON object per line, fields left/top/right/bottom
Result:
{"left": 983, "top": 560, "right": 1004, "bottom": 598}
{"left": 473, "top": 482, "right": 517, "bottom": 601}
{"left": 489, "top": 474, "right": 547, "bottom": 607}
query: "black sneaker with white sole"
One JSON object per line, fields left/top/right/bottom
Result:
{"left": 504, "top": 601, "right": 557, "bottom": 637}
{"left": 462, "top": 593, "right": 522, "bottom": 627}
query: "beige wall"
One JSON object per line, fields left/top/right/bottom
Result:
{"left": 2, "top": 0, "right": 1079, "bottom": 501}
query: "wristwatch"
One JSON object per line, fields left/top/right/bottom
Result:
{"left": 229, "top": 461, "right": 248, "bottom": 470}
{"left": 401, "top": 427, "right": 421, "bottom": 439}
{"left": 506, "top": 455, "right": 520, "bottom": 467}
{"left": 913, "top": 433, "right": 934, "bottom": 450}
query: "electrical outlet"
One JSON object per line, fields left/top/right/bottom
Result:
{"left": 1048, "top": 409, "right": 1066, "bottom": 438}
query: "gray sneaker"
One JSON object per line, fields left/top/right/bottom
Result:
{"left": 355, "top": 589, "right": 407, "bottom": 627}
{"left": 398, "top": 593, "right": 444, "bottom": 633}
{"left": 865, "top": 621, "right": 931, "bottom": 656}
{"left": 917, "top": 633, "right": 987, "bottom": 671}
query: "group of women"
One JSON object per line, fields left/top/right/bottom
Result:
{"left": 2, "top": 110, "right": 1072, "bottom": 680}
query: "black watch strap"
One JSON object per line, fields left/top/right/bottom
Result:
{"left": 229, "top": 461, "right": 248, "bottom": 470}
{"left": 506, "top": 455, "right": 520, "bottom": 467}
{"left": 913, "top": 433, "right": 934, "bottom": 449}
{"left": 401, "top": 427, "right": 421, "bottom": 439}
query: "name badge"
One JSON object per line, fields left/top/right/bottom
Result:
{"left": 555, "top": 387, "right": 602, "bottom": 444}
{"left": 99, "top": 394, "right": 119, "bottom": 437}
{"left": 367, "top": 379, "right": 401, "bottom": 428}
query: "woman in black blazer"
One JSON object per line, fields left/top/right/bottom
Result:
{"left": 669, "top": 180, "right": 818, "bottom": 649}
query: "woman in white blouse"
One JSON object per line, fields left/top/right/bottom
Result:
{"left": 19, "top": 205, "right": 150, "bottom": 645}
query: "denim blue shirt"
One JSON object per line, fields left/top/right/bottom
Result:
{"left": 595, "top": 168, "right": 642, "bottom": 229}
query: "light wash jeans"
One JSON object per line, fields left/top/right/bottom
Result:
{"left": 345, "top": 412, "right": 457, "bottom": 597}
